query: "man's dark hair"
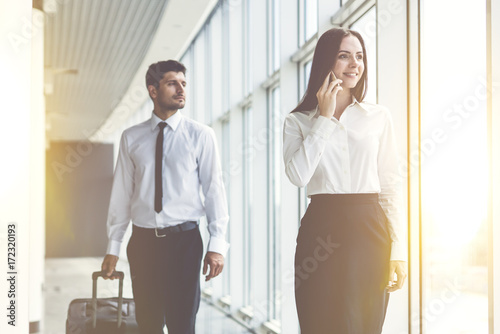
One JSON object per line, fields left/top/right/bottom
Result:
{"left": 145, "top": 60, "right": 186, "bottom": 89}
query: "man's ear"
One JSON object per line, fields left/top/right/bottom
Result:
{"left": 148, "top": 85, "right": 157, "bottom": 99}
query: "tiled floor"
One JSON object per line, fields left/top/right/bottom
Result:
{"left": 43, "top": 257, "right": 251, "bottom": 334}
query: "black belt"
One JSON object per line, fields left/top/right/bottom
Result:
{"left": 133, "top": 221, "right": 198, "bottom": 238}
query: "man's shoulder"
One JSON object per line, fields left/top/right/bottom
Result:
{"left": 122, "top": 119, "right": 151, "bottom": 137}
{"left": 181, "top": 116, "right": 214, "bottom": 136}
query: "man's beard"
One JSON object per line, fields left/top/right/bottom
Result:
{"left": 160, "top": 100, "right": 185, "bottom": 110}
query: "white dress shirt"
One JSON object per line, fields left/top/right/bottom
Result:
{"left": 106, "top": 111, "right": 229, "bottom": 257}
{"left": 283, "top": 100, "right": 405, "bottom": 261}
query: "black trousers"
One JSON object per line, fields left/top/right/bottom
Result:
{"left": 295, "top": 194, "right": 392, "bottom": 334}
{"left": 127, "top": 224, "right": 203, "bottom": 334}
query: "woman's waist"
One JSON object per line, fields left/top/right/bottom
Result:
{"left": 305, "top": 178, "right": 381, "bottom": 197}
{"left": 309, "top": 192, "right": 380, "bottom": 206}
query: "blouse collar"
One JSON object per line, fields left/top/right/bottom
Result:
{"left": 306, "top": 96, "right": 367, "bottom": 120}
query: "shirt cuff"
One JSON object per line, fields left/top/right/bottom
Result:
{"left": 207, "top": 236, "right": 230, "bottom": 257}
{"left": 106, "top": 239, "right": 122, "bottom": 257}
{"left": 311, "top": 115, "right": 337, "bottom": 139}
{"left": 389, "top": 240, "right": 407, "bottom": 262}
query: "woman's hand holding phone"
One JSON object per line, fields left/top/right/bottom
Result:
{"left": 316, "top": 71, "right": 343, "bottom": 119}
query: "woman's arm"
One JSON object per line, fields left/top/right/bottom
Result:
{"left": 283, "top": 72, "right": 344, "bottom": 187}
{"left": 377, "top": 107, "right": 408, "bottom": 291}
{"left": 283, "top": 113, "right": 337, "bottom": 187}
{"left": 377, "top": 108, "right": 406, "bottom": 262}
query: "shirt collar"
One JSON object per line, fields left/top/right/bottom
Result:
{"left": 306, "top": 96, "right": 367, "bottom": 120}
{"left": 150, "top": 110, "right": 183, "bottom": 131}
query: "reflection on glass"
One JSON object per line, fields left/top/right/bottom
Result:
{"left": 421, "top": 1, "right": 488, "bottom": 332}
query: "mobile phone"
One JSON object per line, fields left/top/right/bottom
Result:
{"left": 330, "top": 72, "right": 338, "bottom": 82}
{"left": 330, "top": 72, "right": 340, "bottom": 86}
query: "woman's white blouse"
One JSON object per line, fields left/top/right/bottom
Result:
{"left": 283, "top": 101, "right": 405, "bottom": 261}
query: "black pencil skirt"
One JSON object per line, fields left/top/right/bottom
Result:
{"left": 294, "top": 193, "right": 392, "bottom": 334}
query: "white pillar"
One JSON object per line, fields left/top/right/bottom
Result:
{"left": 377, "top": 0, "right": 410, "bottom": 333}
{"left": 0, "top": 0, "right": 33, "bottom": 333}
{"left": 29, "top": 7, "right": 46, "bottom": 334}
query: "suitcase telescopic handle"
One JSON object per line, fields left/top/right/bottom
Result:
{"left": 91, "top": 271, "right": 124, "bottom": 329}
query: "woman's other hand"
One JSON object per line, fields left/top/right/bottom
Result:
{"left": 386, "top": 260, "right": 407, "bottom": 292}
{"left": 316, "top": 71, "right": 343, "bottom": 119}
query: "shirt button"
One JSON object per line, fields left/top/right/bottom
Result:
{"left": 344, "top": 170, "right": 348, "bottom": 175}
{"left": 342, "top": 146, "right": 347, "bottom": 151}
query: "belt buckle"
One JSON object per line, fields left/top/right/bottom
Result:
{"left": 155, "top": 227, "right": 167, "bottom": 238}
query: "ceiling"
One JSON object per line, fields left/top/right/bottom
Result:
{"left": 44, "top": 0, "right": 217, "bottom": 141}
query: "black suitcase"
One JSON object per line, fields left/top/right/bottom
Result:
{"left": 66, "top": 271, "right": 139, "bottom": 333}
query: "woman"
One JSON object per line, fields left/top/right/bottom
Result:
{"left": 283, "top": 28, "right": 407, "bottom": 333}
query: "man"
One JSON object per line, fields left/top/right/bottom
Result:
{"left": 101, "top": 60, "right": 229, "bottom": 334}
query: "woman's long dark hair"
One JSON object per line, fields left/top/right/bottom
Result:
{"left": 291, "top": 28, "right": 368, "bottom": 113}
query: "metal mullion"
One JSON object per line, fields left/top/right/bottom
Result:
{"left": 266, "top": 87, "right": 274, "bottom": 321}
{"left": 486, "top": 1, "right": 500, "bottom": 333}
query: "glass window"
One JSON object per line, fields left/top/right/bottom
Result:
{"left": 221, "top": 119, "right": 231, "bottom": 295}
{"left": 218, "top": 0, "right": 230, "bottom": 114}
{"left": 193, "top": 31, "right": 206, "bottom": 122}
{"left": 298, "top": 60, "right": 312, "bottom": 218}
{"left": 350, "top": 6, "right": 377, "bottom": 103}
{"left": 304, "top": 60, "right": 312, "bottom": 89}
{"left": 269, "top": 0, "right": 280, "bottom": 74}
{"left": 268, "top": 86, "right": 281, "bottom": 320}
{"left": 243, "top": 0, "right": 252, "bottom": 96}
{"left": 304, "top": 0, "right": 318, "bottom": 43}
{"left": 421, "top": 1, "right": 488, "bottom": 332}
{"left": 210, "top": 7, "right": 223, "bottom": 121}
{"left": 180, "top": 48, "right": 193, "bottom": 119}
{"left": 242, "top": 107, "right": 253, "bottom": 306}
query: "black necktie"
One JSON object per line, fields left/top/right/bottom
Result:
{"left": 155, "top": 122, "right": 167, "bottom": 213}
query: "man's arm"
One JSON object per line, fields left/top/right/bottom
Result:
{"left": 101, "top": 132, "right": 135, "bottom": 279}
{"left": 197, "top": 127, "right": 230, "bottom": 281}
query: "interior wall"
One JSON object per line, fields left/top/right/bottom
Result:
{"left": 45, "top": 141, "right": 113, "bottom": 258}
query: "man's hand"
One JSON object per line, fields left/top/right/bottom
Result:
{"left": 203, "top": 251, "right": 224, "bottom": 282}
{"left": 101, "top": 254, "right": 119, "bottom": 280}
{"left": 386, "top": 260, "right": 407, "bottom": 292}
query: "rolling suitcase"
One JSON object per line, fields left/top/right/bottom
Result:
{"left": 66, "top": 271, "right": 139, "bottom": 333}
